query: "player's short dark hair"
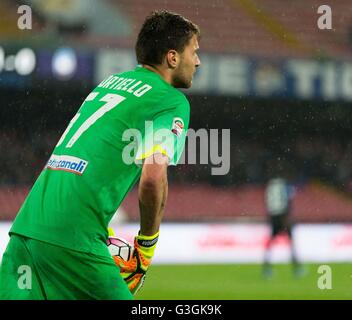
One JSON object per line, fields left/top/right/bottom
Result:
{"left": 135, "top": 10, "right": 200, "bottom": 66}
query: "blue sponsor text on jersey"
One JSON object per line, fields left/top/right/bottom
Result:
{"left": 46, "top": 155, "right": 88, "bottom": 175}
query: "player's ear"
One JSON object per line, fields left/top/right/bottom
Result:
{"left": 166, "top": 50, "right": 179, "bottom": 69}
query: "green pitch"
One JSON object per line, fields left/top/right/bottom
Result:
{"left": 137, "top": 263, "right": 352, "bottom": 300}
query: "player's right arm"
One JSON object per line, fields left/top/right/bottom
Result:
{"left": 114, "top": 153, "right": 168, "bottom": 295}
{"left": 115, "top": 93, "right": 189, "bottom": 294}
{"left": 139, "top": 152, "right": 169, "bottom": 236}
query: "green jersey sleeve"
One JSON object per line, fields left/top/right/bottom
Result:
{"left": 135, "top": 93, "right": 190, "bottom": 166}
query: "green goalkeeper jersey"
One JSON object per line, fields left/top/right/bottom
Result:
{"left": 10, "top": 66, "right": 190, "bottom": 256}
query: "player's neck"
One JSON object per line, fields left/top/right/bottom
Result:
{"left": 142, "top": 64, "right": 173, "bottom": 86}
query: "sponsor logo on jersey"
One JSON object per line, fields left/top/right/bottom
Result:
{"left": 46, "top": 154, "right": 88, "bottom": 175}
{"left": 171, "top": 117, "right": 184, "bottom": 137}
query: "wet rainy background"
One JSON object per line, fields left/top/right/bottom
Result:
{"left": 0, "top": 0, "right": 351, "bottom": 299}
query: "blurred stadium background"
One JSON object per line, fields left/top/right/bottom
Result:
{"left": 0, "top": 0, "right": 352, "bottom": 299}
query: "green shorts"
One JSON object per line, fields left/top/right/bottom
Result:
{"left": 0, "top": 234, "right": 133, "bottom": 300}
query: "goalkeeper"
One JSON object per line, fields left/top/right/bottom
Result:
{"left": 0, "top": 10, "right": 200, "bottom": 300}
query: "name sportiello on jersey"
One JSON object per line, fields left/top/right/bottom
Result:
{"left": 98, "top": 75, "right": 152, "bottom": 97}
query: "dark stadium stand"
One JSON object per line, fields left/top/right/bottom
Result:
{"left": 4, "top": 0, "right": 351, "bottom": 58}
{"left": 130, "top": 182, "right": 352, "bottom": 223}
{"left": 112, "top": 0, "right": 352, "bottom": 58}
{"left": 1, "top": 182, "right": 352, "bottom": 223}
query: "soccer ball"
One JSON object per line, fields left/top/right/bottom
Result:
{"left": 107, "top": 236, "right": 133, "bottom": 261}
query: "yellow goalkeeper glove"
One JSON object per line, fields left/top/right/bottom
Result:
{"left": 113, "top": 231, "right": 159, "bottom": 295}
{"left": 107, "top": 227, "right": 115, "bottom": 237}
